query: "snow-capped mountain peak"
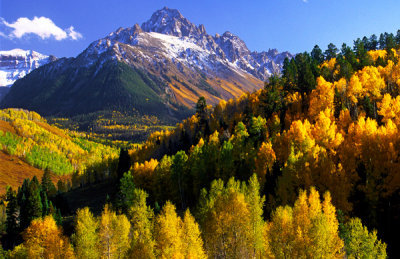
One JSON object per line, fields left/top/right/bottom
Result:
{"left": 0, "top": 49, "right": 55, "bottom": 87}
{"left": 141, "top": 7, "right": 204, "bottom": 38}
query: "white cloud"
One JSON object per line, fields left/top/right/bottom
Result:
{"left": 1, "top": 16, "right": 82, "bottom": 41}
{"left": 66, "top": 26, "right": 83, "bottom": 40}
{"left": 303, "top": 0, "right": 309, "bottom": 2}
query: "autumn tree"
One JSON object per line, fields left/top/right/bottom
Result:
{"left": 198, "top": 178, "right": 254, "bottom": 258}
{"left": 154, "top": 201, "right": 184, "bottom": 259}
{"left": 99, "top": 205, "right": 130, "bottom": 259}
{"left": 266, "top": 188, "right": 344, "bottom": 258}
{"left": 23, "top": 215, "right": 75, "bottom": 258}
{"left": 340, "top": 217, "right": 387, "bottom": 258}
{"left": 127, "top": 189, "right": 155, "bottom": 259}
{"left": 182, "top": 209, "right": 206, "bottom": 259}
{"left": 72, "top": 207, "right": 99, "bottom": 259}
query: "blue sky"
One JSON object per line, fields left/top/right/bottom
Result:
{"left": 1, "top": 0, "right": 400, "bottom": 57}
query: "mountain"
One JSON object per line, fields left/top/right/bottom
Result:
{"left": 1, "top": 7, "right": 292, "bottom": 121}
{"left": 0, "top": 49, "right": 56, "bottom": 100}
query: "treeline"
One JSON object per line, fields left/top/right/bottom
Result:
{"left": 0, "top": 109, "right": 118, "bottom": 175}
{"left": 1, "top": 174, "right": 386, "bottom": 258}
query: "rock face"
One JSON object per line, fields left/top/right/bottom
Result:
{"left": 1, "top": 7, "right": 292, "bottom": 121}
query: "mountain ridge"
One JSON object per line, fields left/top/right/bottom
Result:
{"left": 1, "top": 7, "right": 292, "bottom": 121}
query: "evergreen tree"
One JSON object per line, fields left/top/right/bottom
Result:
{"left": 41, "top": 168, "right": 56, "bottom": 197}
{"left": 117, "top": 148, "right": 131, "bottom": 179}
{"left": 367, "top": 34, "right": 378, "bottom": 50}
{"left": 41, "top": 191, "right": 49, "bottom": 217}
{"left": 171, "top": 151, "right": 189, "bottom": 210}
{"left": 324, "top": 43, "right": 338, "bottom": 60}
{"left": 27, "top": 176, "right": 43, "bottom": 225}
{"left": 54, "top": 208, "right": 62, "bottom": 226}
{"left": 116, "top": 171, "right": 136, "bottom": 213}
{"left": 311, "top": 45, "right": 324, "bottom": 63}
{"left": 260, "top": 76, "right": 284, "bottom": 119}
{"left": 5, "top": 186, "right": 19, "bottom": 241}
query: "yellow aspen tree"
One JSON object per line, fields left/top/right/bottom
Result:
{"left": 254, "top": 141, "right": 276, "bottom": 186}
{"left": 182, "top": 209, "right": 206, "bottom": 259}
{"left": 266, "top": 188, "right": 344, "bottom": 258}
{"left": 378, "top": 94, "right": 400, "bottom": 126}
{"left": 154, "top": 201, "right": 184, "bottom": 259}
{"left": 347, "top": 74, "right": 363, "bottom": 104}
{"left": 99, "top": 205, "right": 130, "bottom": 259}
{"left": 246, "top": 174, "right": 266, "bottom": 258}
{"left": 127, "top": 189, "right": 156, "bottom": 259}
{"left": 200, "top": 178, "right": 253, "bottom": 259}
{"left": 309, "top": 76, "right": 335, "bottom": 121}
{"left": 23, "top": 215, "right": 75, "bottom": 259}
{"left": 72, "top": 207, "right": 99, "bottom": 259}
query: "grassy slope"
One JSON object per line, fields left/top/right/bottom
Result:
{"left": 0, "top": 151, "right": 68, "bottom": 195}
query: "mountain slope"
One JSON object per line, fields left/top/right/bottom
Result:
{"left": 1, "top": 7, "right": 292, "bottom": 121}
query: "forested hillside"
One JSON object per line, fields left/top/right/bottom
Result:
{"left": 0, "top": 109, "right": 118, "bottom": 193}
{"left": 2, "top": 31, "right": 400, "bottom": 258}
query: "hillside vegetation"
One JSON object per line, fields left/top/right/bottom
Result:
{"left": 0, "top": 109, "right": 118, "bottom": 180}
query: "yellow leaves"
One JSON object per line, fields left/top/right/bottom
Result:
{"left": 368, "top": 49, "right": 387, "bottom": 62}
{"left": 266, "top": 188, "right": 344, "bottom": 259}
{"left": 321, "top": 57, "right": 337, "bottom": 71}
{"left": 347, "top": 74, "right": 363, "bottom": 103}
{"left": 182, "top": 210, "right": 207, "bottom": 259}
{"left": 312, "top": 109, "right": 344, "bottom": 152}
{"left": 378, "top": 94, "right": 400, "bottom": 126}
{"left": 133, "top": 159, "right": 159, "bottom": 194}
{"left": 357, "top": 66, "right": 386, "bottom": 100}
{"left": 334, "top": 77, "right": 347, "bottom": 94}
{"left": 309, "top": 77, "right": 335, "bottom": 121}
{"left": 23, "top": 215, "right": 75, "bottom": 259}
{"left": 73, "top": 207, "right": 99, "bottom": 259}
{"left": 99, "top": 205, "right": 131, "bottom": 259}
{"left": 154, "top": 201, "right": 184, "bottom": 259}
{"left": 255, "top": 141, "right": 276, "bottom": 184}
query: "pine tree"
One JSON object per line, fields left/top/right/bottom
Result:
{"left": 117, "top": 148, "right": 131, "bottom": 179}
{"left": 5, "top": 186, "right": 19, "bottom": 242}
{"left": 116, "top": 171, "right": 136, "bottom": 213}
{"left": 41, "top": 168, "right": 56, "bottom": 197}
{"left": 27, "top": 177, "right": 43, "bottom": 225}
